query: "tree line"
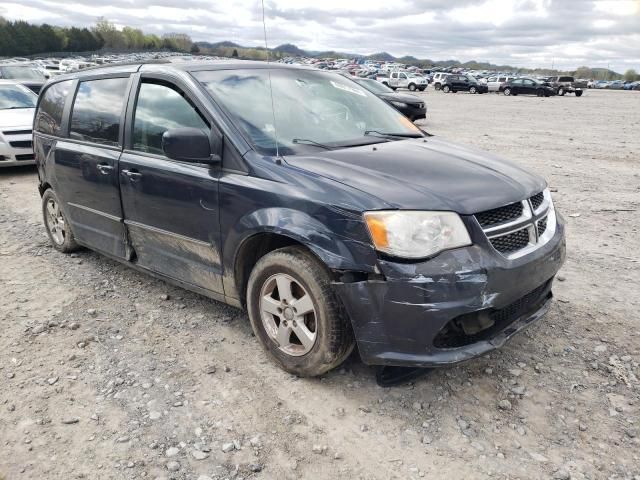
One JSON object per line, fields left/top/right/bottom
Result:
{"left": 0, "top": 17, "right": 194, "bottom": 57}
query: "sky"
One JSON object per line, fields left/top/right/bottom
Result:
{"left": 1, "top": 0, "right": 639, "bottom": 72}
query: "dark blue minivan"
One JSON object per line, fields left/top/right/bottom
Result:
{"left": 34, "top": 60, "right": 565, "bottom": 377}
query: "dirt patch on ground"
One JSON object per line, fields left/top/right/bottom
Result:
{"left": 1, "top": 89, "right": 639, "bottom": 480}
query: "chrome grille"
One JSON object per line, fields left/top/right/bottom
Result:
{"left": 2, "top": 129, "right": 32, "bottom": 136}
{"left": 9, "top": 140, "right": 32, "bottom": 149}
{"left": 475, "top": 190, "right": 555, "bottom": 259}
{"left": 537, "top": 216, "right": 548, "bottom": 236}
{"left": 530, "top": 192, "right": 544, "bottom": 211}
{"left": 489, "top": 227, "right": 530, "bottom": 253}
{"left": 475, "top": 202, "right": 523, "bottom": 228}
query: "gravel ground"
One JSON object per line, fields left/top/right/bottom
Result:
{"left": 1, "top": 89, "right": 639, "bottom": 480}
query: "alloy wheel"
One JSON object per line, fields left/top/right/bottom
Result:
{"left": 45, "top": 198, "right": 66, "bottom": 245}
{"left": 259, "top": 273, "right": 317, "bottom": 356}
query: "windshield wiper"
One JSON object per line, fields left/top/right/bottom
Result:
{"left": 292, "top": 138, "right": 334, "bottom": 150}
{"left": 364, "top": 130, "right": 424, "bottom": 139}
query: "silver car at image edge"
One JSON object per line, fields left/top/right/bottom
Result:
{"left": 0, "top": 80, "right": 37, "bottom": 167}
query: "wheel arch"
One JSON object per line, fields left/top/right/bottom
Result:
{"left": 38, "top": 181, "right": 52, "bottom": 197}
{"left": 226, "top": 207, "right": 377, "bottom": 306}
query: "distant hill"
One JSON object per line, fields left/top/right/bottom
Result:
{"left": 367, "top": 52, "right": 396, "bottom": 61}
{"left": 196, "top": 41, "right": 242, "bottom": 49}
{"left": 195, "top": 40, "right": 623, "bottom": 77}
{"left": 273, "top": 43, "right": 306, "bottom": 56}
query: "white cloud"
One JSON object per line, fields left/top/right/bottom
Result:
{"left": 1, "top": 0, "right": 638, "bottom": 72}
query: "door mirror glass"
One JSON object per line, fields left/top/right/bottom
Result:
{"left": 162, "top": 128, "right": 219, "bottom": 164}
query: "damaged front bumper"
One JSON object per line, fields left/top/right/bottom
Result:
{"left": 333, "top": 214, "right": 566, "bottom": 368}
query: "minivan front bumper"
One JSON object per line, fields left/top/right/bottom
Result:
{"left": 333, "top": 214, "right": 566, "bottom": 368}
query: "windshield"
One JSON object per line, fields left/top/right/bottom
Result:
{"left": 0, "top": 66, "right": 45, "bottom": 81}
{"left": 195, "top": 68, "right": 421, "bottom": 155}
{"left": 353, "top": 78, "right": 394, "bottom": 94}
{"left": 0, "top": 85, "right": 37, "bottom": 109}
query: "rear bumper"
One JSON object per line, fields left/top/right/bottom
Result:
{"left": 333, "top": 214, "right": 566, "bottom": 368}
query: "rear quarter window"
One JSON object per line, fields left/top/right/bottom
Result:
{"left": 35, "top": 80, "right": 73, "bottom": 136}
{"left": 70, "top": 77, "right": 129, "bottom": 146}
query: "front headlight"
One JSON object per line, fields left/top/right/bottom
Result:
{"left": 364, "top": 211, "right": 472, "bottom": 259}
{"left": 390, "top": 101, "right": 408, "bottom": 108}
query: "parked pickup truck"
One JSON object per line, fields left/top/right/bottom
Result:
{"left": 545, "top": 76, "right": 586, "bottom": 96}
{"left": 378, "top": 71, "right": 427, "bottom": 91}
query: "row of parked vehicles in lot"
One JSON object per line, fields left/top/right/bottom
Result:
{"left": 431, "top": 73, "right": 586, "bottom": 97}
{"left": 1, "top": 52, "right": 638, "bottom": 170}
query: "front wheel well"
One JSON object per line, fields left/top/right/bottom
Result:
{"left": 235, "top": 233, "right": 318, "bottom": 308}
{"left": 38, "top": 182, "right": 52, "bottom": 197}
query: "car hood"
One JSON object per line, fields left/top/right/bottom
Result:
{"left": 284, "top": 136, "right": 545, "bottom": 214}
{"left": 0, "top": 108, "right": 35, "bottom": 129}
{"left": 377, "top": 92, "right": 423, "bottom": 104}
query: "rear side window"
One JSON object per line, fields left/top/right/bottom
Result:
{"left": 35, "top": 80, "right": 72, "bottom": 136}
{"left": 132, "top": 82, "right": 209, "bottom": 155}
{"left": 70, "top": 77, "right": 129, "bottom": 146}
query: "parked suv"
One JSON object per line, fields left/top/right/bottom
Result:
{"left": 34, "top": 61, "right": 565, "bottom": 377}
{"left": 485, "top": 75, "right": 515, "bottom": 92}
{"left": 432, "top": 72, "right": 450, "bottom": 90}
{"left": 441, "top": 75, "right": 489, "bottom": 94}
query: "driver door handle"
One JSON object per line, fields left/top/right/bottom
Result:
{"left": 121, "top": 169, "right": 142, "bottom": 180}
{"left": 97, "top": 163, "right": 114, "bottom": 175}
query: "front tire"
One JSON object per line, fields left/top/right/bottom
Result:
{"left": 575, "top": 90, "right": 583, "bottom": 97}
{"left": 469, "top": 86, "right": 477, "bottom": 94}
{"left": 42, "top": 189, "right": 80, "bottom": 253}
{"left": 442, "top": 85, "right": 451, "bottom": 93}
{"left": 247, "top": 247, "right": 355, "bottom": 377}
{"left": 434, "top": 83, "right": 441, "bottom": 91}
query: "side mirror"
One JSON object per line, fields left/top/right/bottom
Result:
{"left": 162, "top": 128, "right": 221, "bottom": 164}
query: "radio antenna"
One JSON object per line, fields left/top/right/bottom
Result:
{"left": 261, "top": 0, "right": 280, "bottom": 158}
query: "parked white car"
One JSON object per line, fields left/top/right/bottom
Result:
{"left": 486, "top": 75, "right": 516, "bottom": 92}
{"left": 0, "top": 80, "right": 37, "bottom": 167}
{"left": 380, "top": 71, "right": 428, "bottom": 91}
{"left": 431, "top": 72, "right": 451, "bottom": 90}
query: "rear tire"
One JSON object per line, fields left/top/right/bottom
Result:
{"left": 435, "top": 83, "right": 441, "bottom": 91}
{"left": 42, "top": 189, "right": 80, "bottom": 253}
{"left": 408, "top": 83, "right": 417, "bottom": 91}
{"left": 246, "top": 247, "right": 355, "bottom": 377}
{"left": 503, "top": 87, "right": 511, "bottom": 96}
{"left": 558, "top": 87, "right": 565, "bottom": 96}
{"left": 442, "top": 85, "right": 450, "bottom": 93}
